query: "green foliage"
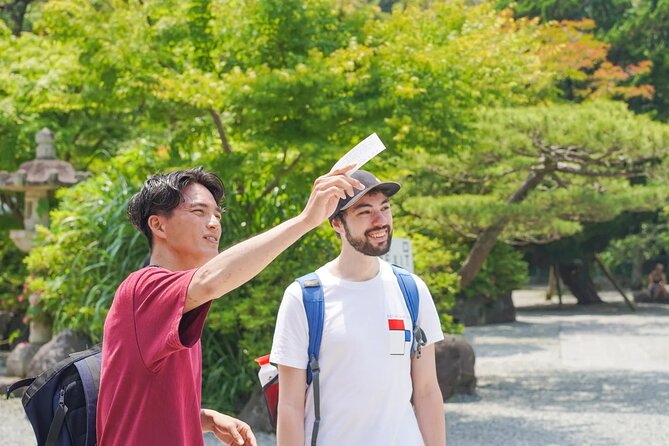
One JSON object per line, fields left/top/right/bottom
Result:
{"left": 399, "top": 214, "right": 527, "bottom": 307}
{"left": 0, "top": 238, "right": 27, "bottom": 312}
{"left": 409, "top": 233, "right": 461, "bottom": 333}
{"left": 496, "top": 0, "right": 632, "bottom": 31}
{"left": 606, "top": 0, "right": 669, "bottom": 119}
{"left": 600, "top": 211, "right": 669, "bottom": 287}
{"left": 407, "top": 100, "right": 669, "bottom": 245}
{"left": 501, "top": 0, "right": 669, "bottom": 119}
{"left": 462, "top": 243, "right": 529, "bottom": 300}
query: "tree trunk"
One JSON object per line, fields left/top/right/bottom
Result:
{"left": 630, "top": 247, "right": 644, "bottom": 291}
{"left": 557, "top": 260, "right": 603, "bottom": 305}
{"left": 208, "top": 109, "right": 232, "bottom": 154}
{"left": 4, "top": 0, "right": 32, "bottom": 36}
{"left": 458, "top": 169, "right": 547, "bottom": 287}
{"left": 458, "top": 223, "right": 506, "bottom": 288}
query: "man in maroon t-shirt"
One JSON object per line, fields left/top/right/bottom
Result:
{"left": 97, "top": 166, "right": 361, "bottom": 446}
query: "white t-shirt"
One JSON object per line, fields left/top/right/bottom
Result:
{"left": 270, "top": 259, "right": 444, "bottom": 446}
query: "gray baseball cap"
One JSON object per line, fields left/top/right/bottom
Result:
{"left": 329, "top": 170, "right": 400, "bottom": 222}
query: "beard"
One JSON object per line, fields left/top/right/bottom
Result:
{"left": 341, "top": 219, "right": 393, "bottom": 256}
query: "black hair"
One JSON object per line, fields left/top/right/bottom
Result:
{"left": 128, "top": 167, "right": 224, "bottom": 248}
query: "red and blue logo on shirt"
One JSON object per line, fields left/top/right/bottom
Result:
{"left": 388, "top": 318, "right": 411, "bottom": 355}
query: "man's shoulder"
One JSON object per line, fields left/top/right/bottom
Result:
{"left": 379, "top": 259, "right": 423, "bottom": 280}
{"left": 292, "top": 264, "right": 330, "bottom": 285}
{"left": 282, "top": 264, "right": 330, "bottom": 299}
{"left": 116, "top": 266, "right": 190, "bottom": 298}
{"left": 117, "top": 266, "right": 157, "bottom": 289}
{"left": 379, "top": 261, "right": 431, "bottom": 296}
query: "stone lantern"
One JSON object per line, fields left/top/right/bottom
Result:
{"left": 0, "top": 128, "right": 88, "bottom": 252}
{"left": 0, "top": 129, "right": 88, "bottom": 353}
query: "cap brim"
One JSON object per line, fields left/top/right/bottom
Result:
{"left": 339, "top": 181, "right": 401, "bottom": 212}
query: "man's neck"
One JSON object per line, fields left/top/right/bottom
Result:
{"left": 330, "top": 248, "right": 380, "bottom": 282}
{"left": 149, "top": 245, "right": 203, "bottom": 271}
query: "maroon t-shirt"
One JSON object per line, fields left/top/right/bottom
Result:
{"left": 97, "top": 267, "right": 212, "bottom": 446}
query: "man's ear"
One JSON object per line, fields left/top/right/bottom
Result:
{"left": 331, "top": 216, "right": 345, "bottom": 237}
{"left": 147, "top": 215, "right": 167, "bottom": 240}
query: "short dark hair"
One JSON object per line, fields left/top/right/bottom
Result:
{"left": 128, "top": 167, "right": 224, "bottom": 247}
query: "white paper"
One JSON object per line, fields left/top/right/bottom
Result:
{"left": 331, "top": 133, "right": 386, "bottom": 172}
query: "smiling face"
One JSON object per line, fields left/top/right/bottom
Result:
{"left": 335, "top": 191, "right": 393, "bottom": 257}
{"left": 151, "top": 183, "right": 222, "bottom": 268}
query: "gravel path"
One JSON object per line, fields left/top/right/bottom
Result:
{"left": 446, "top": 290, "right": 669, "bottom": 446}
{"left": 2, "top": 290, "right": 668, "bottom": 445}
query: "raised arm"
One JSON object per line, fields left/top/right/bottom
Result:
{"left": 184, "top": 166, "right": 362, "bottom": 312}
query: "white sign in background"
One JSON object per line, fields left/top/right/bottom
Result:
{"left": 381, "top": 237, "right": 414, "bottom": 273}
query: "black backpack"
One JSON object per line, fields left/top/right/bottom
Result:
{"left": 6, "top": 344, "right": 101, "bottom": 446}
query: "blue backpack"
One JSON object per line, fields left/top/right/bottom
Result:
{"left": 6, "top": 345, "right": 101, "bottom": 446}
{"left": 262, "top": 264, "right": 426, "bottom": 445}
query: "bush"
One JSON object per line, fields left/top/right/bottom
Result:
{"left": 409, "top": 232, "right": 461, "bottom": 334}
{"left": 0, "top": 237, "right": 27, "bottom": 312}
{"left": 461, "top": 242, "right": 529, "bottom": 300}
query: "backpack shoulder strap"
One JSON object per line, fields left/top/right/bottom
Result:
{"left": 73, "top": 351, "right": 102, "bottom": 446}
{"left": 391, "top": 265, "right": 419, "bottom": 326}
{"left": 296, "top": 272, "right": 324, "bottom": 446}
{"left": 296, "top": 272, "right": 324, "bottom": 385}
{"left": 391, "top": 265, "right": 426, "bottom": 357}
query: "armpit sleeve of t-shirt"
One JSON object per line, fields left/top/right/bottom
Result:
{"left": 270, "top": 281, "right": 309, "bottom": 370}
{"left": 132, "top": 267, "right": 209, "bottom": 372}
{"left": 414, "top": 274, "right": 445, "bottom": 346}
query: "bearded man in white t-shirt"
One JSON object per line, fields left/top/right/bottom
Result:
{"left": 270, "top": 170, "right": 446, "bottom": 446}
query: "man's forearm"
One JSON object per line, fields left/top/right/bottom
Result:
{"left": 414, "top": 389, "right": 446, "bottom": 446}
{"left": 277, "top": 406, "right": 305, "bottom": 446}
{"left": 186, "top": 214, "right": 314, "bottom": 312}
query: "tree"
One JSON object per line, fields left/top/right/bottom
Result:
{"left": 500, "top": 0, "right": 669, "bottom": 119}
{"left": 495, "top": 0, "right": 632, "bottom": 31}
{"left": 606, "top": 0, "right": 669, "bottom": 119}
{"left": 406, "top": 100, "right": 669, "bottom": 303}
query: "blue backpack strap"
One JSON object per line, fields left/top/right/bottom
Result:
{"left": 391, "top": 265, "right": 426, "bottom": 357}
{"left": 296, "top": 272, "right": 324, "bottom": 446}
{"left": 73, "top": 352, "right": 102, "bottom": 446}
{"left": 296, "top": 273, "right": 324, "bottom": 385}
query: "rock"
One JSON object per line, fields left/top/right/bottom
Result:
{"left": 6, "top": 342, "right": 42, "bottom": 377}
{"left": 634, "top": 290, "right": 669, "bottom": 304}
{"left": 238, "top": 389, "right": 274, "bottom": 434}
{"left": 28, "top": 319, "right": 52, "bottom": 344}
{"left": 435, "top": 335, "right": 477, "bottom": 400}
{"left": 485, "top": 291, "right": 516, "bottom": 324}
{"left": 26, "top": 329, "right": 92, "bottom": 377}
{"left": 451, "top": 292, "right": 516, "bottom": 326}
